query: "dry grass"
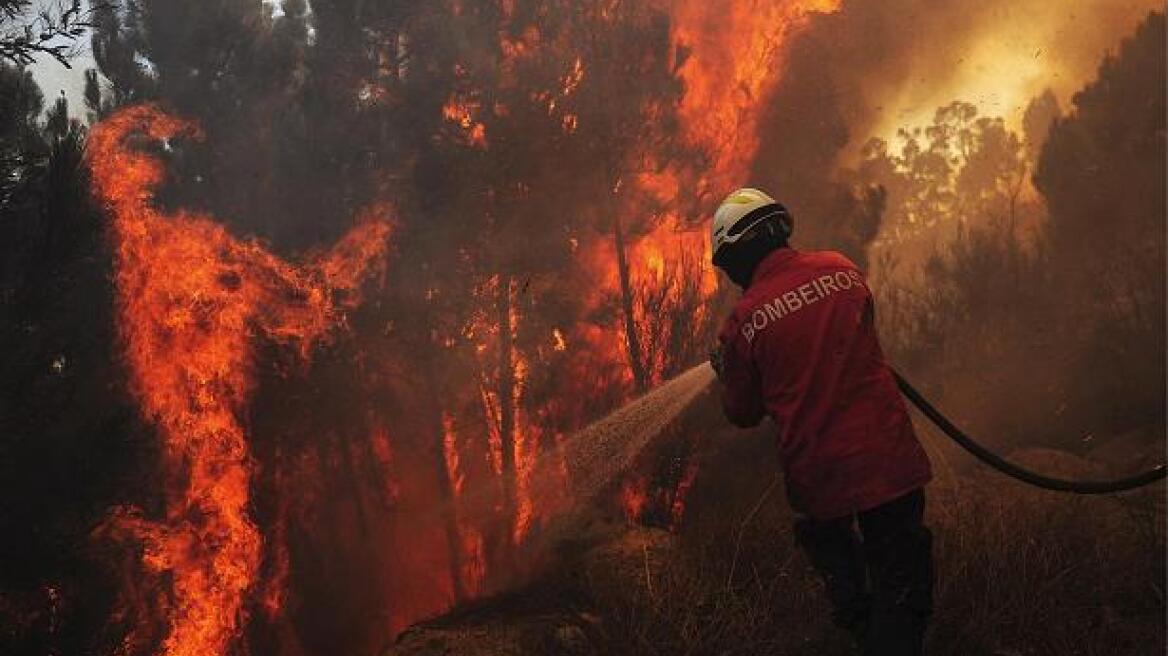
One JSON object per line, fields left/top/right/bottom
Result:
{"left": 580, "top": 418, "right": 1166, "bottom": 656}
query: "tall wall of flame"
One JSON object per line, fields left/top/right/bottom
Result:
{"left": 88, "top": 105, "right": 391, "bottom": 656}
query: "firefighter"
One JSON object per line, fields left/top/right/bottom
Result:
{"left": 708, "top": 188, "right": 934, "bottom": 655}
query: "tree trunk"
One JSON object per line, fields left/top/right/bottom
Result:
{"left": 614, "top": 214, "right": 648, "bottom": 392}
{"left": 429, "top": 400, "right": 467, "bottom": 602}
{"left": 496, "top": 274, "right": 519, "bottom": 543}
{"left": 337, "top": 431, "right": 371, "bottom": 539}
{"left": 415, "top": 355, "right": 468, "bottom": 599}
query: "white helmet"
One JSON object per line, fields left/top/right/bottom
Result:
{"left": 711, "top": 188, "right": 792, "bottom": 265}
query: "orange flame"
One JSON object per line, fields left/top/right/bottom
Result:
{"left": 669, "top": 459, "right": 700, "bottom": 529}
{"left": 441, "top": 413, "right": 488, "bottom": 595}
{"left": 669, "top": 0, "right": 842, "bottom": 196}
{"left": 370, "top": 424, "right": 402, "bottom": 502}
{"left": 87, "top": 104, "right": 392, "bottom": 656}
{"left": 443, "top": 95, "right": 489, "bottom": 149}
{"left": 620, "top": 476, "right": 649, "bottom": 523}
{"left": 569, "top": 0, "right": 843, "bottom": 393}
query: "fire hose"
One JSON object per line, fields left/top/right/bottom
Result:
{"left": 891, "top": 369, "right": 1167, "bottom": 493}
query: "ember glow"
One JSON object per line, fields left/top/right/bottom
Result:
{"left": 87, "top": 105, "right": 392, "bottom": 656}
{"left": 443, "top": 96, "right": 489, "bottom": 149}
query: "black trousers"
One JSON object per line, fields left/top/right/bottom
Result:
{"left": 794, "top": 489, "right": 933, "bottom": 656}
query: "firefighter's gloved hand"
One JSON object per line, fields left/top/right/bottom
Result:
{"left": 709, "top": 346, "right": 726, "bottom": 381}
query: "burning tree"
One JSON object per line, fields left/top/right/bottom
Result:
{"left": 564, "top": 1, "right": 691, "bottom": 393}
{"left": 74, "top": 1, "right": 733, "bottom": 650}
{"left": 87, "top": 104, "right": 393, "bottom": 656}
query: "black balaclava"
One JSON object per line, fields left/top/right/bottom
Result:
{"left": 719, "top": 229, "right": 787, "bottom": 289}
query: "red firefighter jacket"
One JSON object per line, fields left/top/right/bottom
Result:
{"left": 717, "top": 247, "right": 931, "bottom": 519}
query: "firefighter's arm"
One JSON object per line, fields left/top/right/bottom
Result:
{"left": 713, "top": 330, "right": 765, "bottom": 428}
